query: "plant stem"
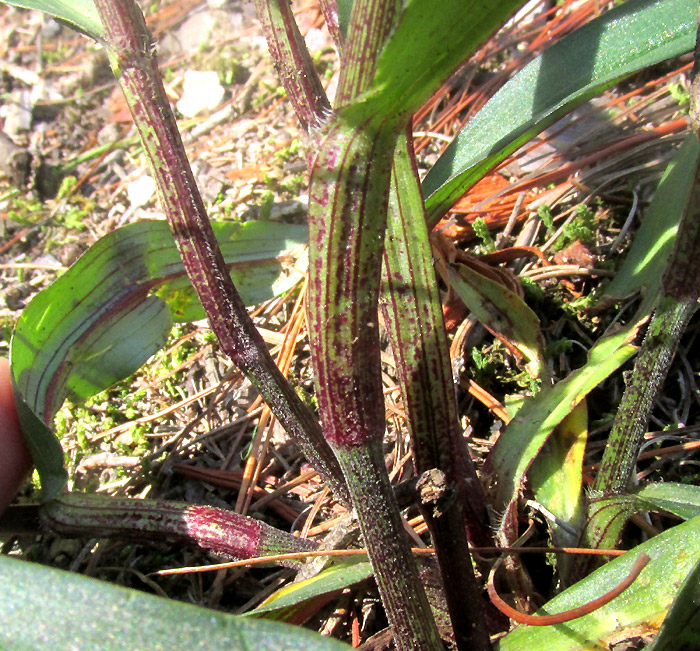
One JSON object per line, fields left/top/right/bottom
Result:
{"left": 593, "top": 296, "right": 696, "bottom": 498}
{"left": 254, "top": 1, "right": 464, "bottom": 645}
{"left": 382, "top": 129, "right": 491, "bottom": 650}
{"left": 318, "top": 0, "right": 343, "bottom": 53}
{"left": 579, "top": 34, "right": 700, "bottom": 561}
{"left": 577, "top": 125, "right": 700, "bottom": 573}
{"left": 254, "top": 0, "right": 331, "bottom": 131}
{"left": 333, "top": 444, "right": 443, "bottom": 650}
{"left": 307, "top": 113, "right": 441, "bottom": 649}
{"left": 333, "top": 0, "right": 399, "bottom": 106}
{"left": 92, "top": 0, "right": 349, "bottom": 506}
{"left": 39, "top": 493, "right": 316, "bottom": 568}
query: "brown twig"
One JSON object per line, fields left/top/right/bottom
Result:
{"left": 487, "top": 553, "right": 650, "bottom": 626}
{"left": 151, "top": 545, "right": 628, "bottom": 576}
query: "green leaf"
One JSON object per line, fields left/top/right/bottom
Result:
{"left": 487, "top": 319, "right": 642, "bottom": 531}
{"left": 529, "top": 400, "right": 587, "bottom": 552}
{"left": 10, "top": 219, "right": 306, "bottom": 500}
{"left": 499, "top": 514, "right": 700, "bottom": 650}
{"left": 634, "top": 482, "right": 700, "bottom": 521}
{"left": 0, "top": 0, "right": 104, "bottom": 42}
{"left": 367, "top": 0, "right": 524, "bottom": 117}
{"left": 343, "top": 0, "right": 523, "bottom": 122}
{"left": 604, "top": 133, "right": 699, "bottom": 302}
{"left": 423, "top": 0, "right": 696, "bottom": 225}
{"left": 0, "top": 555, "right": 350, "bottom": 650}
{"left": 249, "top": 561, "right": 373, "bottom": 621}
{"left": 646, "top": 553, "right": 700, "bottom": 650}
{"left": 336, "top": 0, "right": 353, "bottom": 39}
{"left": 448, "top": 262, "right": 547, "bottom": 380}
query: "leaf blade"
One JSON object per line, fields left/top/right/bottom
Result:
{"left": 0, "top": 0, "right": 104, "bottom": 41}
{"left": 422, "top": 0, "right": 696, "bottom": 225}
{"left": 0, "top": 555, "right": 350, "bottom": 650}
{"left": 487, "top": 319, "right": 643, "bottom": 539}
{"left": 499, "top": 514, "right": 700, "bottom": 650}
{"left": 10, "top": 219, "right": 306, "bottom": 500}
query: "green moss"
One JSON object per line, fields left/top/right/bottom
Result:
{"left": 668, "top": 82, "right": 690, "bottom": 106}
{"left": 4, "top": 194, "right": 45, "bottom": 225}
{"left": 258, "top": 190, "right": 275, "bottom": 220}
{"left": 472, "top": 217, "right": 495, "bottom": 252}
{"left": 52, "top": 177, "right": 96, "bottom": 231}
{"left": 280, "top": 173, "right": 306, "bottom": 196}
{"left": 538, "top": 204, "right": 555, "bottom": 236}
{"left": 467, "top": 339, "right": 541, "bottom": 394}
{"left": 275, "top": 138, "right": 302, "bottom": 163}
{"left": 553, "top": 204, "right": 596, "bottom": 251}
{"left": 521, "top": 277, "right": 545, "bottom": 305}
{"left": 546, "top": 338, "right": 574, "bottom": 358}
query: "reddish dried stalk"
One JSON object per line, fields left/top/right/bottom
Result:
{"left": 92, "top": 0, "right": 349, "bottom": 506}
{"left": 489, "top": 553, "right": 650, "bottom": 626}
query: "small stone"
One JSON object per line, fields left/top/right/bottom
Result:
{"left": 126, "top": 175, "right": 156, "bottom": 208}
{"left": 176, "top": 70, "right": 225, "bottom": 118}
{"left": 0, "top": 90, "right": 32, "bottom": 136}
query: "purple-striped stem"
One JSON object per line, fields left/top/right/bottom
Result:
{"left": 381, "top": 129, "right": 492, "bottom": 650}
{"left": 306, "top": 114, "right": 441, "bottom": 650}
{"left": 318, "top": 0, "right": 343, "bottom": 54}
{"left": 332, "top": 0, "right": 398, "bottom": 107}
{"left": 92, "top": 0, "right": 349, "bottom": 506}
{"left": 253, "top": 0, "right": 331, "bottom": 132}
{"left": 40, "top": 493, "right": 315, "bottom": 569}
{"left": 256, "top": 1, "right": 445, "bottom": 646}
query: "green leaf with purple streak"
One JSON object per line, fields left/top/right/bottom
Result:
{"left": 10, "top": 219, "right": 306, "bottom": 500}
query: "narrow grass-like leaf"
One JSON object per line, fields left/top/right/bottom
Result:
{"left": 486, "top": 319, "right": 642, "bottom": 542}
{"left": 10, "top": 220, "right": 305, "bottom": 500}
{"left": 499, "top": 514, "right": 700, "bottom": 650}
{"left": 0, "top": 555, "right": 350, "bottom": 650}
{"left": 448, "top": 262, "right": 547, "bottom": 380}
{"left": 423, "top": 0, "right": 696, "bottom": 225}
{"left": 604, "top": 134, "right": 699, "bottom": 302}
{"left": 634, "top": 482, "right": 700, "bottom": 520}
{"left": 250, "top": 560, "right": 373, "bottom": 620}
{"left": 0, "top": 0, "right": 104, "bottom": 42}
